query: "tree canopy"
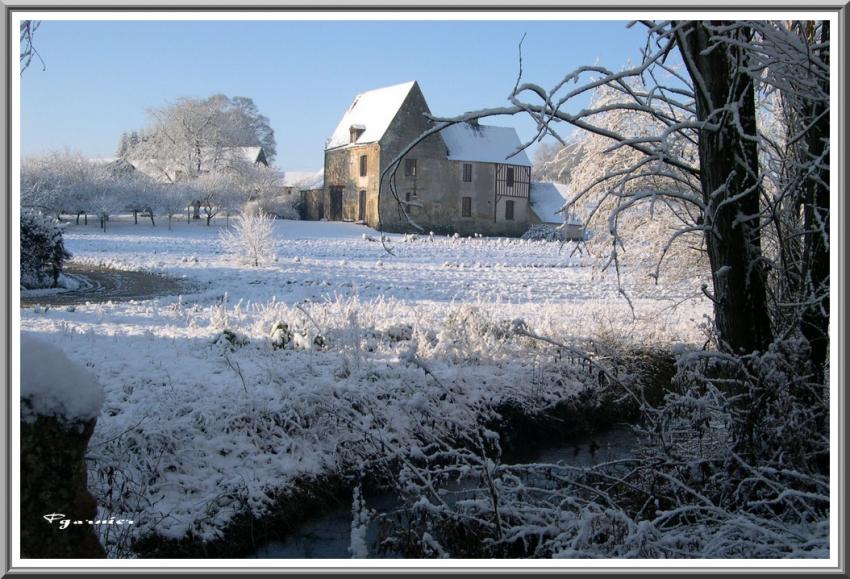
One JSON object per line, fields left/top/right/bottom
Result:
{"left": 118, "top": 94, "right": 277, "bottom": 182}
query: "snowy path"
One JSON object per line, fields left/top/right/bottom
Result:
{"left": 20, "top": 263, "right": 194, "bottom": 307}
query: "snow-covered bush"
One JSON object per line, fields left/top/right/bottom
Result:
{"left": 521, "top": 224, "right": 569, "bottom": 242}
{"left": 219, "top": 211, "right": 276, "bottom": 267}
{"left": 269, "top": 321, "right": 293, "bottom": 350}
{"left": 20, "top": 210, "right": 71, "bottom": 289}
{"left": 212, "top": 328, "right": 249, "bottom": 351}
{"left": 250, "top": 195, "right": 301, "bottom": 221}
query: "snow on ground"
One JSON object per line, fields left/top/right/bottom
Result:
{"left": 19, "top": 216, "right": 711, "bottom": 553}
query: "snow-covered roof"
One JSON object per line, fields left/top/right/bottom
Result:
{"left": 234, "top": 146, "right": 267, "bottom": 165}
{"left": 441, "top": 122, "right": 532, "bottom": 167}
{"left": 326, "top": 81, "right": 417, "bottom": 150}
{"left": 282, "top": 169, "right": 324, "bottom": 190}
{"left": 529, "top": 181, "right": 581, "bottom": 225}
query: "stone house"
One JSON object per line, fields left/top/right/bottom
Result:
{"left": 318, "top": 80, "right": 534, "bottom": 236}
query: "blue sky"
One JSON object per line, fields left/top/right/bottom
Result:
{"left": 20, "top": 18, "right": 647, "bottom": 171}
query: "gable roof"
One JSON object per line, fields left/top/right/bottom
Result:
{"left": 235, "top": 146, "right": 268, "bottom": 166}
{"left": 529, "top": 181, "right": 581, "bottom": 225}
{"left": 440, "top": 122, "right": 532, "bottom": 167}
{"left": 326, "top": 81, "right": 417, "bottom": 150}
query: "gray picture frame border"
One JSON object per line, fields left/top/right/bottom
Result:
{"left": 0, "top": 1, "right": 846, "bottom": 575}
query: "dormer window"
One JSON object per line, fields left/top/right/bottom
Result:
{"left": 350, "top": 124, "right": 366, "bottom": 144}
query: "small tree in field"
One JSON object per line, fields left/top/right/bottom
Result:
{"left": 219, "top": 211, "right": 276, "bottom": 267}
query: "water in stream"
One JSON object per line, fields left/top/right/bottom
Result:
{"left": 251, "top": 425, "right": 639, "bottom": 559}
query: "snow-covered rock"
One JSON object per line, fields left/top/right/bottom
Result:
{"left": 20, "top": 333, "right": 103, "bottom": 424}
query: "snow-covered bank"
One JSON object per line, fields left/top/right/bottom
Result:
{"left": 19, "top": 217, "right": 712, "bottom": 556}
{"left": 20, "top": 272, "right": 84, "bottom": 299}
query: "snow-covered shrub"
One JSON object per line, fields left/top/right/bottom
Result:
{"left": 381, "top": 323, "right": 413, "bottom": 342}
{"left": 246, "top": 196, "right": 301, "bottom": 221}
{"left": 219, "top": 211, "right": 276, "bottom": 267}
{"left": 269, "top": 320, "right": 326, "bottom": 351}
{"left": 212, "top": 329, "right": 249, "bottom": 351}
{"left": 20, "top": 210, "right": 71, "bottom": 289}
{"left": 521, "top": 224, "right": 568, "bottom": 242}
{"left": 264, "top": 199, "right": 300, "bottom": 221}
{"left": 269, "top": 321, "right": 293, "bottom": 350}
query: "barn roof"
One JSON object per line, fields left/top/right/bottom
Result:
{"left": 440, "top": 122, "right": 532, "bottom": 167}
{"left": 529, "top": 181, "right": 581, "bottom": 225}
{"left": 326, "top": 81, "right": 417, "bottom": 150}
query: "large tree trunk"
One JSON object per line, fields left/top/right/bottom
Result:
{"left": 677, "top": 21, "right": 773, "bottom": 355}
{"left": 798, "top": 21, "right": 830, "bottom": 385}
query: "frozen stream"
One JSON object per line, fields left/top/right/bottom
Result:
{"left": 251, "top": 425, "right": 639, "bottom": 559}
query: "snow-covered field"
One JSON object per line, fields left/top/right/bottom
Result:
{"left": 19, "top": 217, "right": 711, "bottom": 555}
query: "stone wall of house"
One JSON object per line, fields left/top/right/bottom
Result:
{"left": 323, "top": 142, "right": 381, "bottom": 224}
{"left": 378, "top": 85, "right": 529, "bottom": 236}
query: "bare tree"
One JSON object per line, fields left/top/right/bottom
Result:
{"left": 20, "top": 20, "right": 45, "bottom": 73}
{"left": 156, "top": 182, "right": 192, "bottom": 230}
{"left": 124, "top": 95, "right": 276, "bottom": 182}
{"left": 380, "top": 20, "right": 830, "bottom": 370}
